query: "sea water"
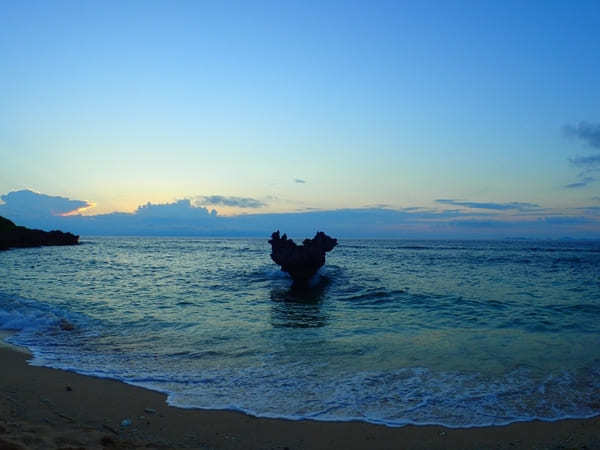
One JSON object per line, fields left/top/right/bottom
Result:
{"left": 1, "top": 237, "right": 599, "bottom": 427}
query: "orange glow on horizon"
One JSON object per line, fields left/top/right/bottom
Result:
{"left": 60, "top": 202, "right": 97, "bottom": 216}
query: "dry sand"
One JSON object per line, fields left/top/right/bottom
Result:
{"left": 0, "top": 335, "right": 599, "bottom": 449}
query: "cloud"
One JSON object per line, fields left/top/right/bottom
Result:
{"left": 569, "top": 154, "right": 600, "bottom": 168}
{"left": 564, "top": 122, "right": 600, "bottom": 149}
{"left": 564, "top": 177, "right": 595, "bottom": 189}
{"left": 197, "top": 195, "right": 265, "bottom": 209}
{"left": 2, "top": 190, "right": 599, "bottom": 239}
{"left": 135, "top": 199, "right": 216, "bottom": 218}
{"left": 435, "top": 199, "right": 540, "bottom": 211}
{"left": 0, "top": 189, "right": 91, "bottom": 218}
{"left": 575, "top": 206, "right": 600, "bottom": 215}
{"left": 294, "top": 178, "right": 306, "bottom": 184}
{"left": 64, "top": 200, "right": 220, "bottom": 236}
{"left": 363, "top": 203, "right": 392, "bottom": 209}
{"left": 538, "top": 215, "right": 594, "bottom": 225}
{"left": 563, "top": 122, "right": 600, "bottom": 186}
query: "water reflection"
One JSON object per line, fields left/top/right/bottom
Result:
{"left": 270, "top": 276, "right": 330, "bottom": 328}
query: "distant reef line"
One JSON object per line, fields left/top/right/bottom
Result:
{"left": 0, "top": 216, "right": 79, "bottom": 251}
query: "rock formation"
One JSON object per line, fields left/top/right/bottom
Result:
{"left": 0, "top": 216, "right": 79, "bottom": 251}
{"left": 269, "top": 230, "right": 337, "bottom": 284}
{"left": 59, "top": 318, "right": 75, "bottom": 331}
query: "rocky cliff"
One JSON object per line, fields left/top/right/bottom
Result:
{"left": 0, "top": 216, "right": 79, "bottom": 251}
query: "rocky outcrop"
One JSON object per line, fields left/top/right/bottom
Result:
{"left": 0, "top": 216, "right": 79, "bottom": 251}
{"left": 59, "top": 319, "right": 75, "bottom": 331}
{"left": 269, "top": 230, "right": 337, "bottom": 284}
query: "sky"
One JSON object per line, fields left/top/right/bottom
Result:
{"left": 1, "top": 1, "right": 600, "bottom": 237}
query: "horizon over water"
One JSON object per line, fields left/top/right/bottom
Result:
{"left": 1, "top": 237, "right": 600, "bottom": 427}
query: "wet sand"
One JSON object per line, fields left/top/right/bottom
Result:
{"left": 0, "top": 337, "right": 599, "bottom": 449}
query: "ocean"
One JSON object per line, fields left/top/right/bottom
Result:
{"left": 1, "top": 237, "right": 599, "bottom": 428}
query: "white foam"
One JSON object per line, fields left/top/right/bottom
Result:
{"left": 0, "top": 295, "right": 64, "bottom": 331}
{"left": 131, "top": 364, "right": 600, "bottom": 428}
{"left": 0, "top": 293, "right": 96, "bottom": 359}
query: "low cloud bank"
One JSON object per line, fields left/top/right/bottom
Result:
{"left": 136, "top": 200, "right": 217, "bottom": 218}
{"left": 0, "top": 190, "right": 91, "bottom": 228}
{"left": 1, "top": 190, "right": 598, "bottom": 238}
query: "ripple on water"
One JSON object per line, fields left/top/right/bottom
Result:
{"left": 1, "top": 238, "right": 599, "bottom": 427}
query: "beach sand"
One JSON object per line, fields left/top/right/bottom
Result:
{"left": 0, "top": 336, "right": 599, "bottom": 449}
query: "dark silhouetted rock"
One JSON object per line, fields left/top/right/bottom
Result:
{"left": 59, "top": 319, "right": 75, "bottom": 331}
{"left": 269, "top": 230, "right": 337, "bottom": 284}
{"left": 0, "top": 216, "right": 79, "bottom": 251}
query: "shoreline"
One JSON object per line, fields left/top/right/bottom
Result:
{"left": 0, "top": 330, "right": 31, "bottom": 354}
{"left": 0, "top": 340, "right": 599, "bottom": 449}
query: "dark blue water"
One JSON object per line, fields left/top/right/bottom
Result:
{"left": 1, "top": 238, "right": 600, "bottom": 427}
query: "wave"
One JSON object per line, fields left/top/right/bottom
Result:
{"left": 158, "top": 365, "right": 600, "bottom": 428}
{"left": 2, "top": 289, "right": 600, "bottom": 428}
{"left": 2, "top": 237, "right": 600, "bottom": 429}
{"left": 0, "top": 293, "right": 78, "bottom": 333}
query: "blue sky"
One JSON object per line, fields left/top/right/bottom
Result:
{"left": 1, "top": 1, "right": 599, "bottom": 237}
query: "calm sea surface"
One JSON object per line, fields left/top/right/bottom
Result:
{"left": 1, "top": 237, "right": 600, "bottom": 427}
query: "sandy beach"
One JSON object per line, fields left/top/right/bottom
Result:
{"left": 0, "top": 335, "right": 597, "bottom": 449}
